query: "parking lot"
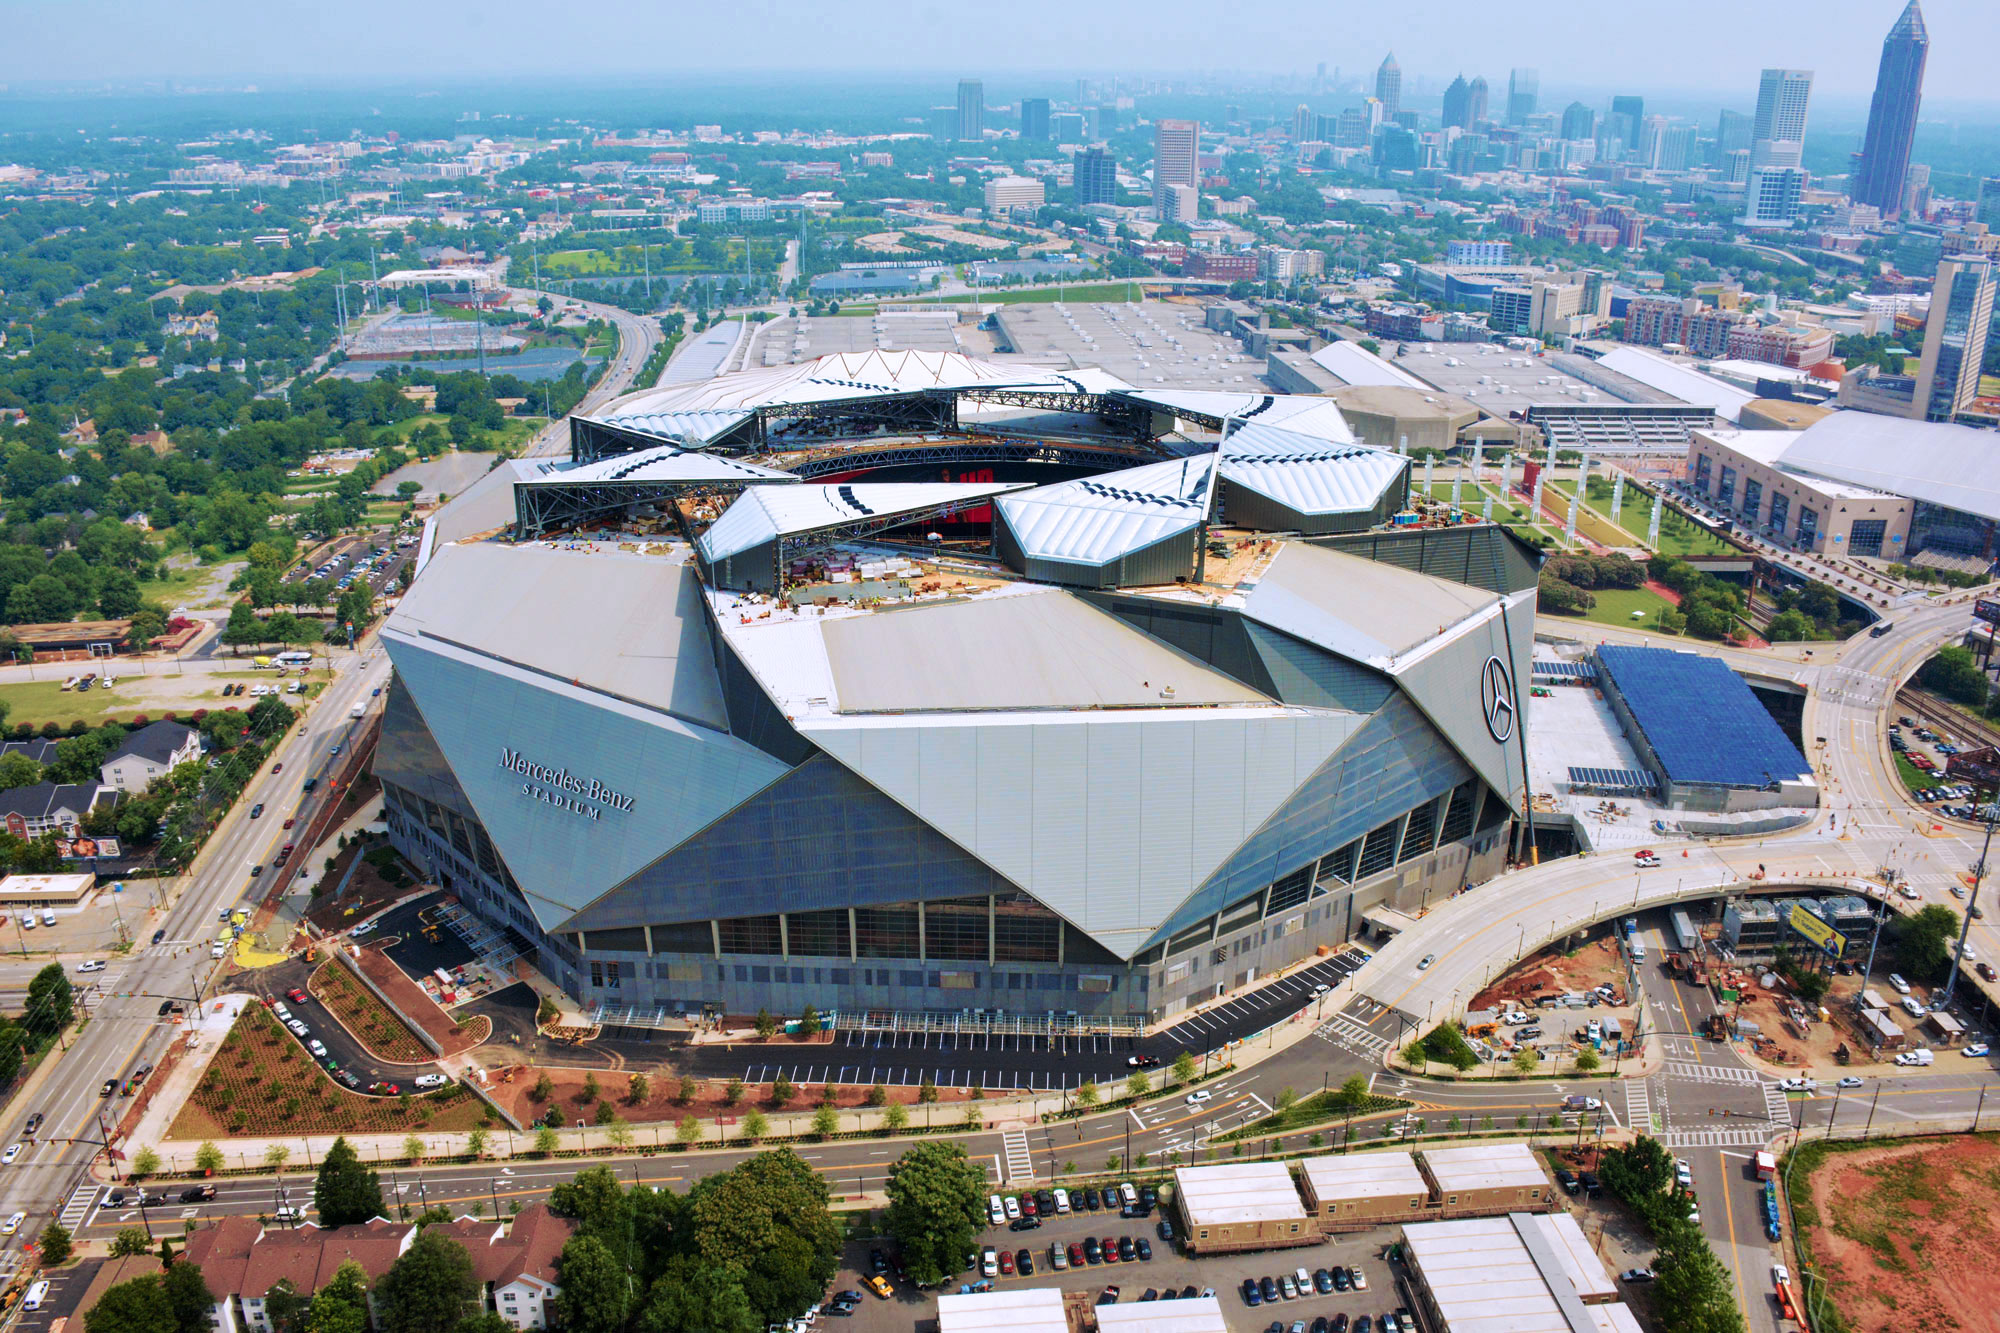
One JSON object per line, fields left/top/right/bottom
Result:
{"left": 824, "top": 1184, "right": 1418, "bottom": 1333}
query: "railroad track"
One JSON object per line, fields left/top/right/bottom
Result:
{"left": 1895, "top": 688, "right": 2000, "bottom": 753}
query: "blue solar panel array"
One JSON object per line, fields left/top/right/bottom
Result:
{"left": 1567, "top": 767, "right": 1659, "bottom": 795}
{"left": 1533, "top": 660, "right": 1598, "bottom": 679}
{"left": 1595, "top": 646, "right": 1811, "bottom": 790}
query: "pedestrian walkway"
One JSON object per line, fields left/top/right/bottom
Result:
{"left": 57, "top": 1180, "right": 99, "bottom": 1230}
{"left": 1662, "top": 1124, "right": 1774, "bottom": 1149}
{"left": 1624, "top": 1078, "right": 1653, "bottom": 1132}
{"left": 1662, "top": 1061, "right": 1767, "bottom": 1086}
{"left": 1001, "top": 1129, "right": 1034, "bottom": 1183}
{"left": 1316, "top": 1014, "right": 1393, "bottom": 1060}
{"left": 1763, "top": 1081, "right": 1793, "bottom": 1123}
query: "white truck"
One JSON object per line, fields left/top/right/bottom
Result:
{"left": 349, "top": 703, "right": 365, "bottom": 719}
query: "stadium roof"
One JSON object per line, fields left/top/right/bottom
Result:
{"left": 1594, "top": 348, "right": 1755, "bottom": 423}
{"left": 599, "top": 349, "right": 1090, "bottom": 418}
{"left": 820, "top": 589, "right": 1273, "bottom": 714}
{"left": 527, "top": 443, "right": 798, "bottom": 488}
{"left": 1244, "top": 542, "right": 1500, "bottom": 671}
{"left": 1777, "top": 411, "right": 2000, "bottom": 523}
{"left": 1219, "top": 427, "right": 1407, "bottom": 519}
{"left": 1117, "top": 388, "right": 1358, "bottom": 444}
{"left": 1595, "top": 645, "right": 1811, "bottom": 789}
{"left": 994, "top": 453, "right": 1218, "bottom": 568}
{"left": 573, "top": 407, "right": 757, "bottom": 448}
{"left": 699, "top": 481, "right": 1027, "bottom": 564}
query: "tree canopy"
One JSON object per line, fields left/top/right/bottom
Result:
{"left": 883, "top": 1142, "right": 988, "bottom": 1287}
{"left": 312, "top": 1136, "right": 384, "bottom": 1228}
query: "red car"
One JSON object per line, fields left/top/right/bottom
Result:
{"left": 1019, "top": 1194, "right": 1036, "bottom": 1217}
{"left": 1101, "top": 1237, "right": 1119, "bottom": 1263}
{"left": 272, "top": 763, "right": 283, "bottom": 774}
{"left": 1068, "top": 1242, "right": 1086, "bottom": 1268}
{"left": 282, "top": 818, "right": 296, "bottom": 830}
{"left": 997, "top": 1249, "right": 1014, "bottom": 1275}
{"left": 286, "top": 989, "right": 308, "bottom": 1005}
{"left": 369, "top": 1082, "right": 399, "bottom": 1095}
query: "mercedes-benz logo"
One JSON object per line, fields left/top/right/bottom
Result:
{"left": 1481, "top": 656, "right": 1516, "bottom": 743}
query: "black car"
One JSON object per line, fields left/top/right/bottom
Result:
{"left": 250, "top": 803, "right": 265, "bottom": 819}
{"left": 1158, "top": 1218, "right": 1176, "bottom": 1241}
{"left": 1140, "top": 1184, "right": 1158, "bottom": 1208}
{"left": 1010, "top": 1216, "right": 1040, "bottom": 1231}
{"left": 1356, "top": 1317, "right": 1373, "bottom": 1333}
{"left": 1332, "top": 1316, "right": 1350, "bottom": 1333}
{"left": 1035, "top": 1190, "right": 1056, "bottom": 1215}
{"left": 1333, "top": 1266, "right": 1351, "bottom": 1292}
{"left": 1244, "top": 1278, "right": 1263, "bottom": 1307}
{"left": 869, "top": 1249, "right": 888, "bottom": 1274}
{"left": 1127, "top": 1054, "right": 1161, "bottom": 1068}
{"left": 1179, "top": 1285, "right": 1198, "bottom": 1300}
{"left": 1100, "top": 1187, "right": 1118, "bottom": 1210}
{"left": 1555, "top": 1169, "right": 1580, "bottom": 1195}
{"left": 1138, "top": 1288, "right": 1157, "bottom": 1302}
{"left": 1096, "top": 1287, "right": 1118, "bottom": 1306}
{"left": 1118, "top": 1236, "right": 1135, "bottom": 1262}
{"left": 181, "top": 1185, "right": 218, "bottom": 1203}
{"left": 1080, "top": 1188, "right": 1100, "bottom": 1212}
{"left": 1313, "top": 1318, "right": 1332, "bottom": 1333}
{"left": 1017, "top": 1249, "right": 1034, "bottom": 1277}
{"left": 1260, "top": 1276, "right": 1279, "bottom": 1303}
{"left": 151, "top": 929, "right": 165, "bottom": 944}
{"left": 106, "top": 1189, "right": 130, "bottom": 1206}
{"left": 1135, "top": 1238, "right": 1152, "bottom": 1261}
{"left": 1085, "top": 1237, "right": 1103, "bottom": 1264}
{"left": 1578, "top": 1171, "right": 1602, "bottom": 1197}
{"left": 100, "top": 1078, "right": 117, "bottom": 1097}
{"left": 22, "top": 1113, "right": 42, "bottom": 1137}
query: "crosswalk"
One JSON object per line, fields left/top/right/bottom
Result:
{"left": 1662, "top": 1061, "right": 1768, "bottom": 1086}
{"left": 1763, "top": 1080, "right": 1793, "bottom": 1123}
{"left": 57, "top": 1181, "right": 99, "bottom": 1230}
{"left": 1316, "top": 1013, "right": 1393, "bottom": 1060}
{"left": 1663, "top": 1124, "right": 1775, "bottom": 1149}
{"left": 1001, "top": 1130, "right": 1035, "bottom": 1183}
{"left": 1624, "top": 1079, "right": 1653, "bottom": 1132}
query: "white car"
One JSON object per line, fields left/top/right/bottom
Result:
{"left": 350, "top": 921, "right": 378, "bottom": 937}
{"left": 1310, "top": 983, "right": 1331, "bottom": 995}
{"left": 1635, "top": 855, "right": 1662, "bottom": 868}
{"left": 1503, "top": 1011, "right": 1532, "bottom": 1025}
{"left": 2, "top": 1212, "right": 22, "bottom": 1234}
{"left": 286, "top": 1019, "right": 309, "bottom": 1037}
{"left": 1772, "top": 1263, "right": 1790, "bottom": 1286}
{"left": 74, "top": 960, "right": 104, "bottom": 974}
{"left": 988, "top": 1194, "right": 1005, "bottom": 1225}
{"left": 1, "top": 1145, "right": 18, "bottom": 1164}
{"left": 1779, "top": 1077, "right": 1818, "bottom": 1092}
{"left": 1836, "top": 1076, "right": 1865, "bottom": 1088}
{"left": 1185, "top": 1089, "right": 1213, "bottom": 1106}
{"left": 210, "top": 941, "right": 227, "bottom": 958}
{"left": 1964, "top": 1043, "right": 1991, "bottom": 1058}
{"left": 272, "top": 1004, "right": 291, "bottom": 1022}
{"left": 413, "top": 1074, "right": 448, "bottom": 1089}
{"left": 307, "top": 1040, "right": 328, "bottom": 1058}
{"left": 1896, "top": 1048, "right": 1935, "bottom": 1067}
{"left": 1674, "top": 1158, "right": 1693, "bottom": 1188}
{"left": 1002, "top": 1195, "right": 1020, "bottom": 1221}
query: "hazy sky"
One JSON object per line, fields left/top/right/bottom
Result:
{"left": 8, "top": 0, "right": 1997, "bottom": 104}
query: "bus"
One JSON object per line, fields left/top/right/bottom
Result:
{"left": 274, "top": 651, "right": 312, "bottom": 667}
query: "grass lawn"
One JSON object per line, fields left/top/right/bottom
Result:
{"left": 0, "top": 671, "right": 278, "bottom": 730}
{"left": 137, "top": 561, "right": 217, "bottom": 607}
{"left": 1552, "top": 477, "right": 1738, "bottom": 556}
{"left": 1542, "top": 584, "right": 1681, "bottom": 632}
{"left": 1894, "top": 752, "right": 1939, "bottom": 793}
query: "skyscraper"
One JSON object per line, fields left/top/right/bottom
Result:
{"left": 1740, "top": 166, "right": 1805, "bottom": 228}
{"left": 1151, "top": 119, "right": 1198, "bottom": 220}
{"left": 1507, "top": 69, "right": 1538, "bottom": 125}
{"left": 1979, "top": 178, "right": 2000, "bottom": 230}
{"left": 1559, "top": 102, "right": 1596, "bottom": 141}
{"left": 1375, "top": 54, "right": 1401, "bottom": 117}
{"left": 1915, "top": 255, "right": 1995, "bottom": 422}
{"left": 1713, "top": 109, "right": 1753, "bottom": 165}
{"left": 1609, "top": 96, "right": 1645, "bottom": 155}
{"left": 1750, "top": 69, "right": 1813, "bottom": 170}
{"left": 1293, "top": 104, "right": 1314, "bottom": 143}
{"left": 957, "top": 80, "right": 984, "bottom": 142}
{"left": 1851, "top": 0, "right": 1930, "bottom": 218}
{"left": 1020, "top": 97, "right": 1051, "bottom": 142}
{"left": 1442, "top": 75, "right": 1471, "bottom": 130}
{"left": 1074, "top": 146, "right": 1118, "bottom": 206}
{"left": 1466, "top": 77, "right": 1489, "bottom": 127}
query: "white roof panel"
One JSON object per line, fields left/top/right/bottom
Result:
{"left": 1298, "top": 1150, "right": 1429, "bottom": 1202}
{"left": 600, "top": 349, "right": 1085, "bottom": 418}
{"left": 1220, "top": 427, "right": 1407, "bottom": 518}
{"left": 699, "top": 481, "right": 1028, "bottom": 563}
{"left": 581, "top": 407, "right": 757, "bottom": 446}
{"left": 1421, "top": 1143, "right": 1554, "bottom": 1194}
{"left": 995, "top": 453, "right": 1218, "bottom": 567}
{"left": 1243, "top": 543, "right": 1500, "bottom": 671}
{"left": 1595, "top": 347, "right": 1755, "bottom": 422}
{"left": 937, "top": 1287, "right": 1067, "bottom": 1333}
{"left": 1118, "top": 389, "right": 1359, "bottom": 444}
{"left": 527, "top": 444, "right": 798, "bottom": 488}
{"left": 1173, "top": 1161, "right": 1310, "bottom": 1227}
{"left": 1097, "top": 1297, "right": 1228, "bottom": 1332}
{"left": 1777, "top": 410, "right": 2000, "bottom": 522}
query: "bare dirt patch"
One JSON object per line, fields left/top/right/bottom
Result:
{"left": 169, "top": 1004, "right": 492, "bottom": 1140}
{"left": 1797, "top": 1133, "right": 2000, "bottom": 1333}
{"left": 1471, "top": 936, "right": 1628, "bottom": 1011}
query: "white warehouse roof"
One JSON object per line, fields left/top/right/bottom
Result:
{"left": 1777, "top": 410, "right": 2000, "bottom": 523}
{"left": 995, "top": 453, "right": 1218, "bottom": 567}
{"left": 699, "top": 481, "right": 1028, "bottom": 563}
{"left": 1311, "top": 339, "right": 1433, "bottom": 389}
{"left": 1173, "top": 1161, "right": 1309, "bottom": 1227}
{"left": 1405, "top": 1213, "right": 1628, "bottom": 1333}
{"left": 1594, "top": 347, "right": 1755, "bottom": 423}
{"left": 1096, "top": 1295, "right": 1229, "bottom": 1331}
{"left": 936, "top": 1286, "right": 1068, "bottom": 1333}
{"left": 1421, "top": 1142, "right": 1555, "bottom": 1195}
{"left": 1299, "top": 1149, "right": 1430, "bottom": 1202}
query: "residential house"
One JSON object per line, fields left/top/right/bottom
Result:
{"left": 428, "top": 1204, "right": 574, "bottom": 1329}
{"left": 182, "top": 1217, "right": 417, "bottom": 1333}
{"left": 100, "top": 719, "right": 201, "bottom": 792}
{"left": 0, "top": 782, "right": 115, "bottom": 840}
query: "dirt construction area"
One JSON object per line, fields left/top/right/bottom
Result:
{"left": 1797, "top": 1133, "right": 2000, "bottom": 1333}
{"left": 1470, "top": 934, "right": 1628, "bottom": 1011}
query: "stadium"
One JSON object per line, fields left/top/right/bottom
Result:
{"left": 375, "top": 346, "right": 1538, "bottom": 1027}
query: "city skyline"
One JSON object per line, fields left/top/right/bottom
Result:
{"left": 7, "top": 0, "right": 1999, "bottom": 103}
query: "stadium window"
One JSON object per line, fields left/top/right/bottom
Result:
{"left": 1439, "top": 781, "right": 1479, "bottom": 844}
{"left": 588, "top": 962, "right": 605, "bottom": 989}
{"left": 1264, "top": 866, "right": 1313, "bottom": 917}
{"left": 717, "top": 915, "right": 782, "bottom": 955}
{"left": 855, "top": 905, "right": 921, "bottom": 958}
{"left": 1399, "top": 799, "right": 1440, "bottom": 862}
{"left": 924, "top": 897, "right": 992, "bottom": 961}
{"left": 786, "top": 909, "right": 851, "bottom": 957}
{"left": 939, "top": 971, "right": 978, "bottom": 991}
{"left": 1357, "top": 818, "right": 1401, "bottom": 878}
{"left": 650, "top": 920, "right": 716, "bottom": 955}
{"left": 1320, "top": 840, "right": 1360, "bottom": 884}
{"left": 1217, "top": 891, "right": 1264, "bottom": 936}
{"left": 993, "top": 892, "right": 1061, "bottom": 962}
{"left": 1167, "top": 918, "right": 1216, "bottom": 956}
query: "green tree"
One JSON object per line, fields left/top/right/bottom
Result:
{"left": 627, "top": 1073, "right": 650, "bottom": 1105}
{"left": 1599, "top": 1135, "right": 1675, "bottom": 1205}
{"left": 109, "top": 1227, "right": 152, "bottom": 1257}
{"left": 1894, "top": 903, "right": 1963, "bottom": 983}
{"left": 195, "top": 1141, "right": 224, "bottom": 1173}
{"left": 677, "top": 1115, "right": 703, "bottom": 1147}
{"left": 554, "top": 1234, "right": 629, "bottom": 1333}
{"left": 313, "top": 1136, "right": 384, "bottom": 1227}
{"left": 676, "top": 1075, "right": 698, "bottom": 1105}
{"left": 684, "top": 1150, "right": 841, "bottom": 1326}
{"left": 0, "top": 752, "right": 43, "bottom": 791}
{"left": 1575, "top": 1048, "right": 1601, "bottom": 1072}
{"left": 162, "top": 1260, "right": 216, "bottom": 1333}
{"left": 883, "top": 1142, "right": 988, "bottom": 1287}
{"left": 302, "top": 1260, "right": 370, "bottom": 1333}
{"left": 39, "top": 1222, "right": 71, "bottom": 1266}
{"left": 754, "top": 1008, "right": 779, "bottom": 1039}
{"left": 770, "top": 1073, "right": 795, "bottom": 1107}
{"left": 1276, "top": 1086, "right": 1299, "bottom": 1111}
{"left": 83, "top": 1274, "right": 174, "bottom": 1333}
{"left": 131, "top": 1146, "right": 161, "bottom": 1176}
{"left": 799, "top": 1005, "right": 821, "bottom": 1034}
{"left": 811, "top": 1105, "right": 839, "bottom": 1138}
{"left": 593, "top": 1100, "right": 617, "bottom": 1126}
{"left": 548, "top": 1166, "right": 633, "bottom": 1269}
{"left": 466, "top": 1128, "right": 489, "bottom": 1159}
{"left": 1334, "top": 1075, "right": 1371, "bottom": 1107}
{"left": 376, "top": 1229, "right": 478, "bottom": 1333}
{"left": 580, "top": 1072, "right": 599, "bottom": 1104}
{"left": 635, "top": 1264, "right": 758, "bottom": 1333}
{"left": 1126, "top": 1070, "right": 1151, "bottom": 1098}
{"left": 1513, "top": 1047, "right": 1539, "bottom": 1074}
{"left": 534, "top": 1127, "right": 561, "bottom": 1156}
{"left": 23, "top": 962, "right": 74, "bottom": 1041}
{"left": 917, "top": 1077, "right": 938, "bottom": 1104}
{"left": 1172, "top": 1051, "right": 1199, "bottom": 1085}
{"left": 742, "top": 1109, "right": 768, "bottom": 1141}
{"left": 884, "top": 1101, "right": 909, "bottom": 1132}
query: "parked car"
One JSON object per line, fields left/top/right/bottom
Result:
{"left": 413, "top": 1074, "right": 449, "bottom": 1089}
{"left": 1621, "top": 1268, "right": 1656, "bottom": 1284}
{"left": 1126, "top": 1054, "right": 1160, "bottom": 1068}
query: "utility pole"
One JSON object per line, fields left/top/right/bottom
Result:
{"left": 1941, "top": 811, "right": 1995, "bottom": 1006}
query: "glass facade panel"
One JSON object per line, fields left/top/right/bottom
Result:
{"left": 1439, "top": 781, "right": 1479, "bottom": 843}
{"left": 1740, "top": 480, "right": 1762, "bottom": 524}
{"left": 1167, "top": 918, "right": 1215, "bottom": 956}
{"left": 1767, "top": 492, "right": 1789, "bottom": 534}
{"left": 1399, "top": 799, "right": 1440, "bottom": 862}
{"left": 717, "top": 915, "right": 782, "bottom": 955}
{"left": 1717, "top": 466, "right": 1737, "bottom": 508}
{"left": 923, "top": 897, "right": 991, "bottom": 962}
{"left": 992, "top": 893, "right": 1061, "bottom": 963}
{"left": 1357, "top": 818, "right": 1402, "bottom": 878}
{"left": 854, "top": 904, "right": 920, "bottom": 958}
{"left": 1911, "top": 500, "right": 1995, "bottom": 559}
{"left": 650, "top": 920, "right": 714, "bottom": 955}
{"left": 1693, "top": 454, "right": 1712, "bottom": 490}
{"left": 786, "top": 908, "right": 851, "bottom": 958}
{"left": 1265, "top": 865, "right": 1314, "bottom": 916}
{"left": 1846, "top": 518, "right": 1886, "bottom": 559}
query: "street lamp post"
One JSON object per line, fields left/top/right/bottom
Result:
{"left": 1941, "top": 811, "right": 1997, "bottom": 1007}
